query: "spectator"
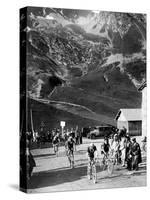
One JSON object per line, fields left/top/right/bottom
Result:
{"left": 110, "top": 134, "right": 120, "bottom": 165}
{"left": 131, "top": 138, "right": 142, "bottom": 171}
{"left": 125, "top": 136, "right": 132, "bottom": 170}
{"left": 80, "top": 130, "right": 83, "bottom": 144}
{"left": 120, "top": 136, "right": 126, "bottom": 167}
{"left": 75, "top": 126, "right": 79, "bottom": 145}
{"left": 103, "top": 137, "right": 110, "bottom": 156}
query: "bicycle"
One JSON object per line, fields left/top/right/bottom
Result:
{"left": 53, "top": 143, "right": 59, "bottom": 156}
{"left": 87, "top": 158, "right": 97, "bottom": 184}
{"left": 66, "top": 148, "right": 74, "bottom": 168}
{"left": 101, "top": 151, "right": 114, "bottom": 175}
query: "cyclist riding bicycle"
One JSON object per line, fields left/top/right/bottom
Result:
{"left": 52, "top": 133, "right": 60, "bottom": 156}
{"left": 87, "top": 143, "right": 97, "bottom": 159}
{"left": 65, "top": 136, "right": 75, "bottom": 153}
{"left": 87, "top": 143, "right": 98, "bottom": 181}
{"left": 65, "top": 136, "right": 75, "bottom": 168}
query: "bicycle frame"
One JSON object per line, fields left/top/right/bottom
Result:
{"left": 66, "top": 149, "right": 74, "bottom": 168}
{"left": 102, "top": 152, "right": 114, "bottom": 175}
{"left": 87, "top": 158, "right": 97, "bottom": 184}
{"left": 53, "top": 143, "right": 59, "bottom": 156}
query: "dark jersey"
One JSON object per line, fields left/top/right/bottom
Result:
{"left": 87, "top": 145, "right": 97, "bottom": 159}
{"left": 52, "top": 136, "right": 59, "bottom": 144}
{"left": 103, "top": 143, "right": 110, "bottom": 153}
{"left": 66, "top": 138, "right": 74, "bottom": 150}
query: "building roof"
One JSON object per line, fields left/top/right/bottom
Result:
{"left": 138, "top": 81, "right": 146, "bottom": 91}
{"left": 115, "top": 108, "right": 142, "bottom": 121}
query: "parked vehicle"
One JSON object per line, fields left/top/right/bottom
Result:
{"left": 87, "top": 126, "right": 116, "bottom": 139}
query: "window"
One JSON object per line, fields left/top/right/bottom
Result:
{"left": 128, "top": 121, "right": 142, "bottom": 136}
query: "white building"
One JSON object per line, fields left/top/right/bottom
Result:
{"left": 115, "top": 108, "right": 142, "bottom": 136}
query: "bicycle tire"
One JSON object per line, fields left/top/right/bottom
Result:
{"left": 87, "top": 163, "right": 91, "bottom": 180}
{"left": 70, "top": 155, "right": 74, "bottom": 168}
{"left": 67, "top": 150, "right": 74, "bottom": 168}
{"left": 107, "top": 160, "right": 114, "bottom": 175}
{"left": 92, "top": 164, "right": 97, "bottom": 184}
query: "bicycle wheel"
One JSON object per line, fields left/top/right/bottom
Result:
{"left": 87, "top": 163, "right": 91, "bottom": 180}
{"left": 53, "top": 145, "right": 56, "bottom": 154}
{"left": 67, "top": 152, "right": 71, "bottom": 167}
{"left": 107, "top": 160, "right": 114, "bottom": 175}
{"left": 92, "top": 164, "right": 97, "bottom": 184}
{"left": 55, "top": 145, "right": 58, "bottom": 156}
{"left": 70, "top": 153, "right": 74, "bottom": 168}
{"left": 102, "top": 161, "right": 107, "bottom": 171}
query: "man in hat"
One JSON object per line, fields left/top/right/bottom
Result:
{"left": 125, "top": 135, "right": 132, "bottom": 170}
{"left": 131, "top": 138, "right": 142, "bottom": 171}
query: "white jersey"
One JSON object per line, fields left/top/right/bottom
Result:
{"left": 111, "top": 141, "right": 119, "bottom": 152}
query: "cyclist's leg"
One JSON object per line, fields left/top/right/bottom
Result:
{"left": 71, "top": 150, "right": 74, "bottom": 168}
{"left": 67, "top": 150, "right": 72, "bottom": 167}
{"left": 56, "top": 144, "right": 59, "bottom": 156}
{"left": 64, "top": 143, "right": 67, "bottom": 155}
{"left": 53, "top": 144, "right": 56, "bottom": 153}
{"left": 102, "top": 155, "right": 107, "bottom": 170}
{"left": 107, "top": 159, "right": 114, "bottom": 175}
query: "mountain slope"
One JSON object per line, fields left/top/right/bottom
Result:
{"left": 20, "top": 7, "right": 146, "bottom": 130}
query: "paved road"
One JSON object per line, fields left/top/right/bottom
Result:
{"left": 28, "top": 139, "right": 146, "bottom": 193}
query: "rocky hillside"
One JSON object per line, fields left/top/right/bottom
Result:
{"left": 20, "top": 7, "right": 146, "bottom": 129}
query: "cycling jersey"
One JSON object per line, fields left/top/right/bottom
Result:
{"left": 103, "top": 143, "right": 110, "bottom": 153}
{"left": 52, "top": 136, "right": 59, "bottom": 145}
{"left": 87, "top": 145, "right": 97, "bottom": 159}
{"left": 66, "top": 138, "right": 74, "bottom": 151}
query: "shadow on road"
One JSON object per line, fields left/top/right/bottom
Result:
{"left": 28, "top": 165, "right": 88, "bottom": 189}
{"left": 28, "top": 156, "right": 147, "bottom": 190}
{"left": 34, "top": 153, "right": 55, "bottom": 158}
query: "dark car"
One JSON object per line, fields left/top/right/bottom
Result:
{"left": 87, "top": 126, "right": 116, "bottom": 139}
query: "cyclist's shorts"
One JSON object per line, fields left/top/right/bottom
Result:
{"left": 53, "top": 143, "right": 59, "bottom": 146}
{"left": 67, "top": 148, "right": 74, "bottom": 155}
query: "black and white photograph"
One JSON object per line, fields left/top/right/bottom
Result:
{"left": 20, "top": 6, "right": 147, "bottom": 193}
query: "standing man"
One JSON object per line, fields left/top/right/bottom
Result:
{"left": 120, "top": 136, "right": 126, "bottom": 167}
{"left": 75, "top": 126, "right": 79, "bottom": 145}
{"left": 110, "top": 134, "right": 120, "bottom": 165}
{"left": 131, "top": 138, "right": 142, "bottom": 171}
{"left": 80, "top": 129, "right": 83, "bottom": 144}
{"left": 125, "top": 135, "right": 132, "bottom": 170}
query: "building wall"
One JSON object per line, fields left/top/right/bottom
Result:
{"left": 142, "top": 87, "right": 146, "bottom": 137}
{"left": 117, "top": 121, "right": 128, "bottom": 132}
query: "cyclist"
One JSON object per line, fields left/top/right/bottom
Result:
{"left": 101, "top": 137, "right": 110, "bottom": 167}
{"left": 102, "top": 138, "right": 110, "bottom": 156}
{"left": 87, "top": 143, "right": 97, "bottom": 181}
{"left": 65, "top": 135, "right": 75, "bottom": 168}
{"left": 52, "top": 133, "right": 60, "bottom": 156}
